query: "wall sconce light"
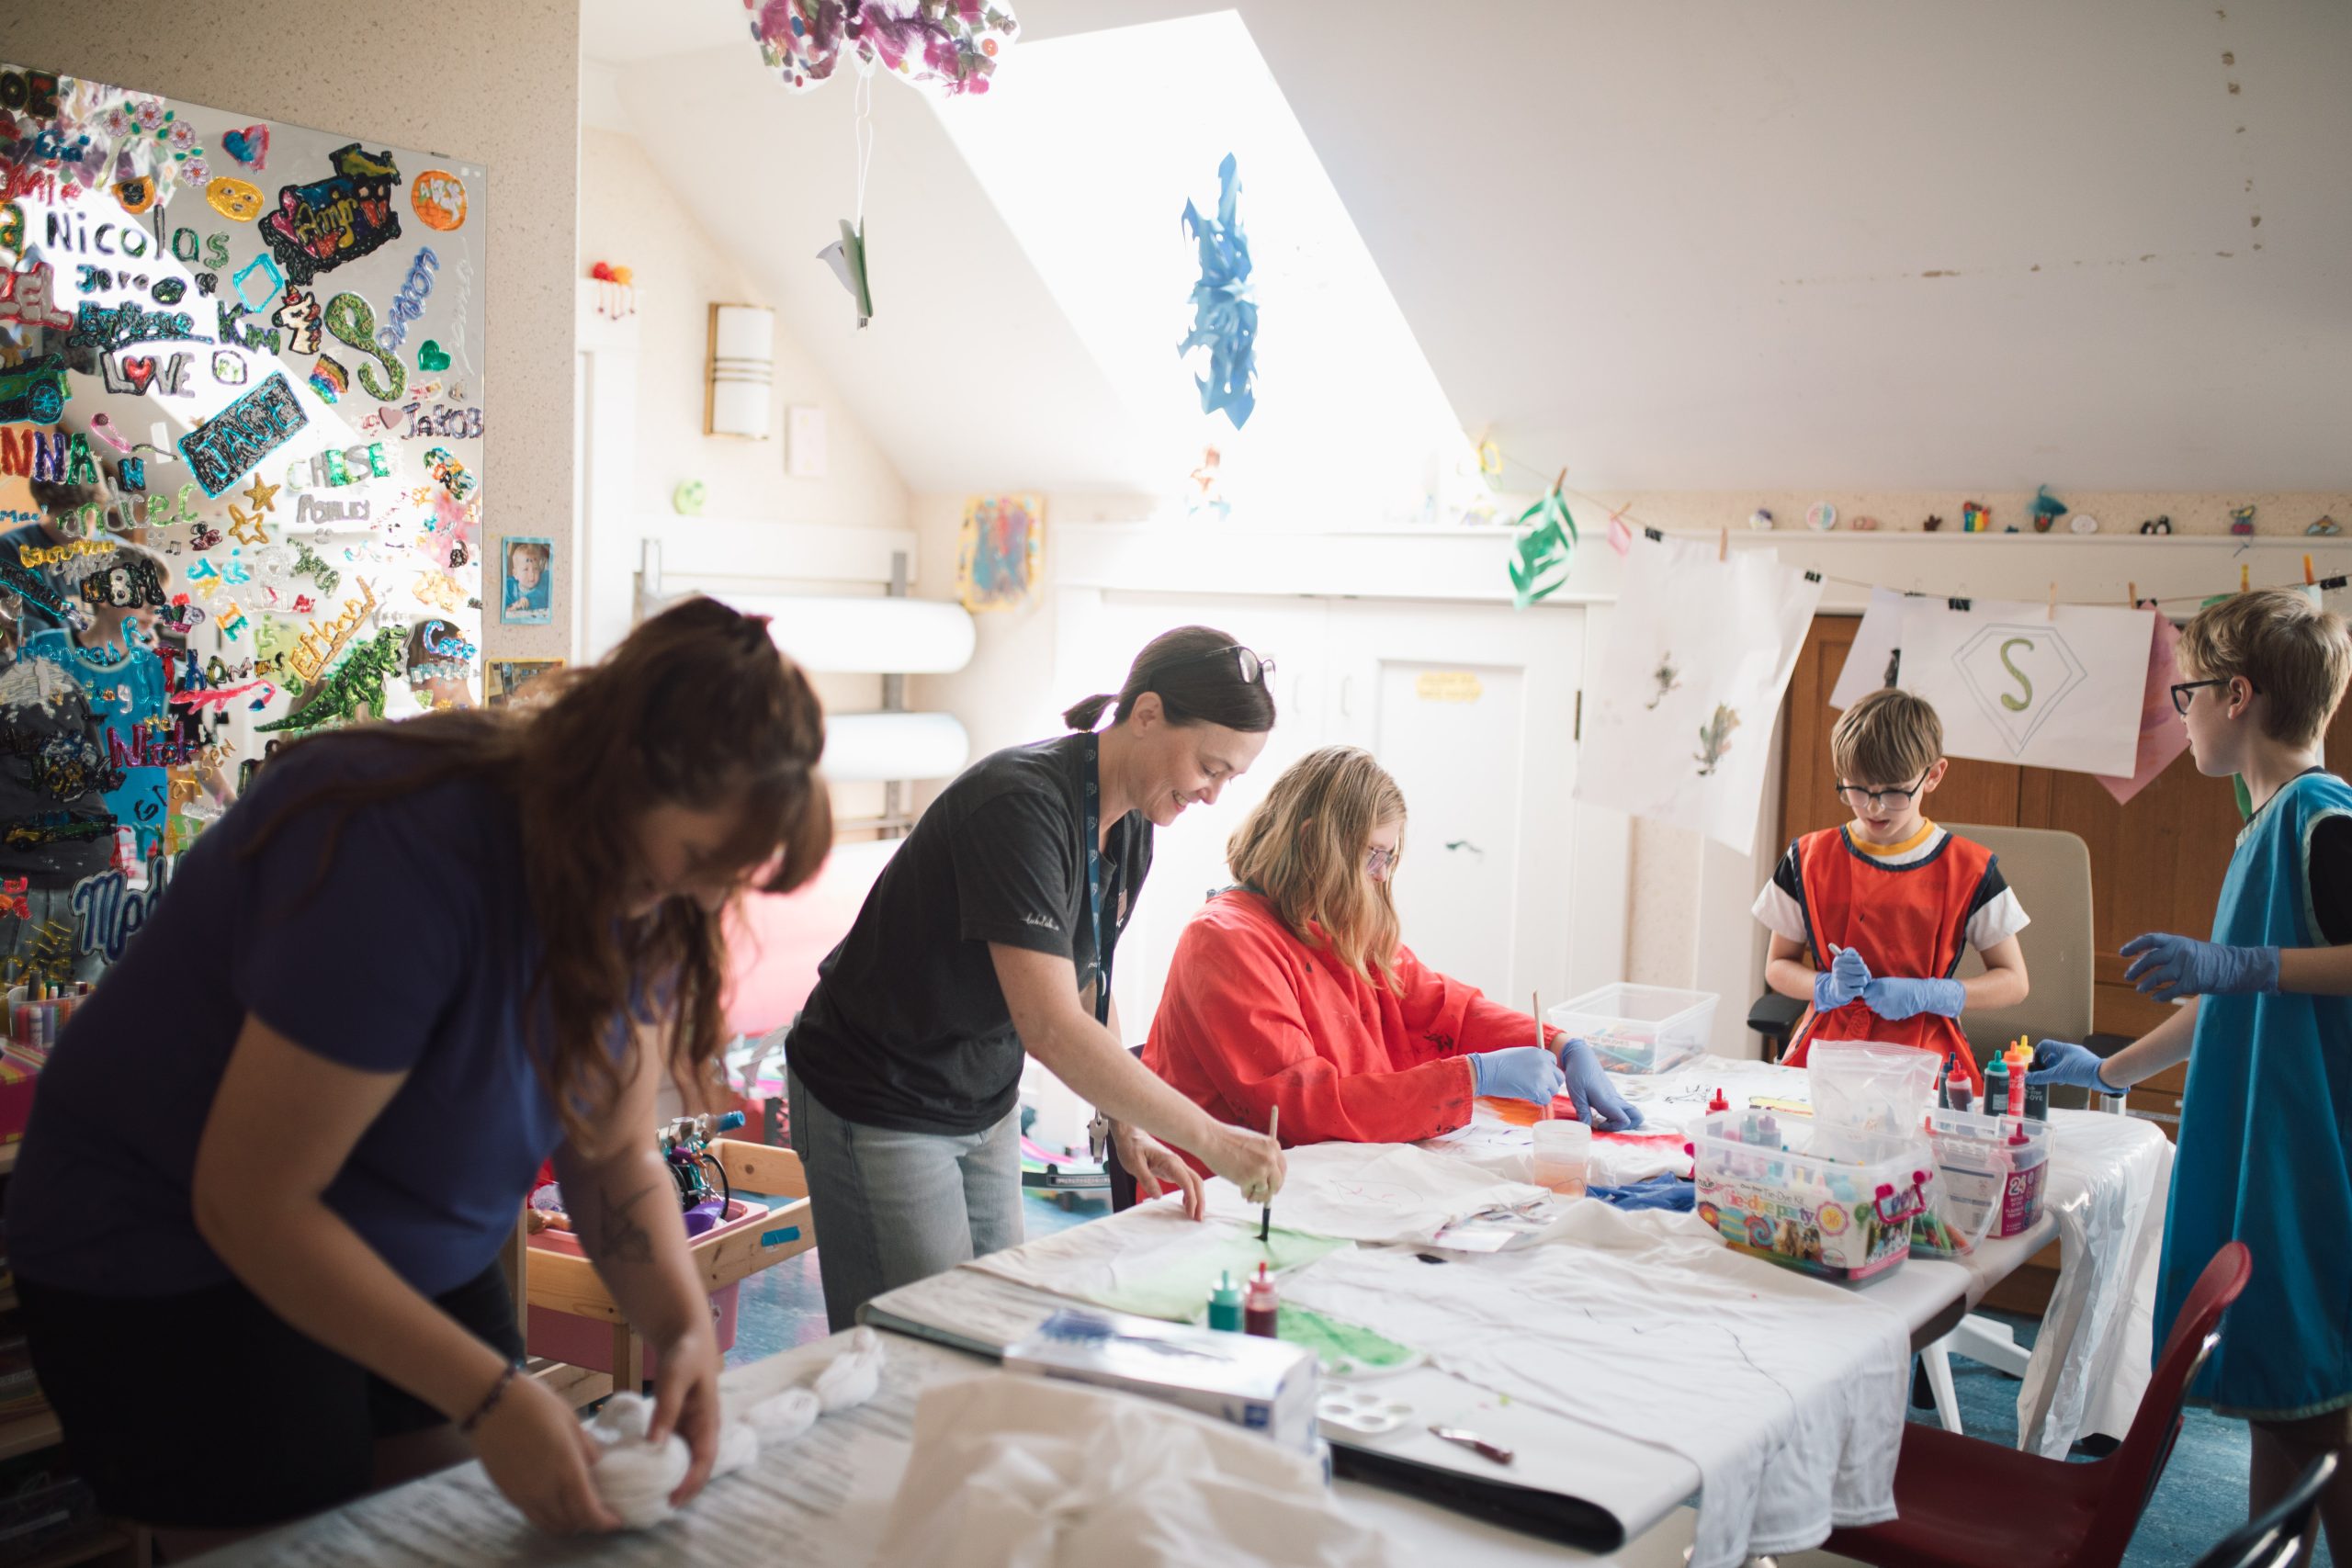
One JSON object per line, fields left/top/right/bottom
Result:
{"left": 705, "top": 302, "right": 775, "bottom": 439}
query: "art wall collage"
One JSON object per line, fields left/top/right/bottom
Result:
{"left": 0, "top": 62, "right": 529, "bottom": 998}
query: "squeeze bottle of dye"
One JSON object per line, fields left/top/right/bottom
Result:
{"left": 2023, "top": 1055, "right": 2051, "bottom": 1122}
{"left": 1207, "top": 1270, "right": 1244, "bottom": 1333}
{"left": 1244, "top": 1263, "right": 1280, "bottom": 1337}
{"left": 1984, "top": 1054, "right": 2010, "bottom": 1119}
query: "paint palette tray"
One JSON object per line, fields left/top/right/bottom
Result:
{"left": 1317, "top": 1388, "right": 1413, "bottom": 1441}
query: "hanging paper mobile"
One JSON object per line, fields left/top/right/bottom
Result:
{"left": 1508, "top": 483, "right": 1578, "bottom": 609}
{"left": 1179, "top": 153, "right": 1258, "bottom": 431}
{"left": 746, "top": 0, "right": 1018, "bottom": 96}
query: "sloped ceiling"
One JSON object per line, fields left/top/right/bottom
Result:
{"left": 583, "top": 0, "right": 2352, "bottom": 495}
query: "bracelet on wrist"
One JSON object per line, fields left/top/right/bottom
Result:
{"left": 458, "top": 1361, "right": 521, "bottom": 1436}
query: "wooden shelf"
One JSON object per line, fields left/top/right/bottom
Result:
{"left": 0, "top": 1404, "right": 62, "bottom": 1461}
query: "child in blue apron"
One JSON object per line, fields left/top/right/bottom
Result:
{"left": 2033, "top": 588, "right": 2352, "bottom": 1557}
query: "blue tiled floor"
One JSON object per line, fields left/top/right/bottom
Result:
{"left": 728, "top": 1196, "right": 2324, "bottom": 1565}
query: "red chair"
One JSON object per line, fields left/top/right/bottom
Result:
{"left": 1823, "top": 1240, "right": 2252, "bottom": 1568}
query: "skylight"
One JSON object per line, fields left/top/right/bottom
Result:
{"left": 930, "top": 10, "right": 1477, "bottom": 528}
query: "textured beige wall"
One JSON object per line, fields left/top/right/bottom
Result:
{"left": 576, "top": 127, "right": 909, "bottom": 531}
{"left": 1, "top": 1, "right": 582, "bottom": 667}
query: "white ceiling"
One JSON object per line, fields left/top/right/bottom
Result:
{"left": 580, "top": 0, "right": 2352, "bottom": 496}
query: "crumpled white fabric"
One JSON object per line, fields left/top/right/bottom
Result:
{"left": 586, "top": 1330, "right": 888, "bottom": 1529}
{"left": 1195, "top": 1141, "right": 1552, "bottom": 1244}
{"left": 871, "top": 1372, "right": 1397, "bottom": 1568}
{"left": 1283, "top": 1201, "right": 1907, "bottom": 1568}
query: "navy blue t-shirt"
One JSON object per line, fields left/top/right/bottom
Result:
{"left": 5, "top": 735, "right": 560, "bottom": 1298}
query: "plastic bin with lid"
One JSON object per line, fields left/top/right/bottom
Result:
{"left": 1691, "top": 1111, "right": 1928, "bottom": 1281}
{"left": 1545, "top": 984, "right": 1717, "bottom": 1075}
{"left": 1922, "top": 1107, "right": 2052, "bottom": 1241}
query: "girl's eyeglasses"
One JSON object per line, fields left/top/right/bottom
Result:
{"left": 1832, "top": 771, "right": 1931, "bottom": 810}
{"left": 2170, "top": 677, "right": 2258, "bottom": 716}
{"left": 1364, "top": 845, "right": 1398, "bottom": 880}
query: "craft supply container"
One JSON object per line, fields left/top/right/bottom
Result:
{"left": 1546, "top": 984, "right": 1717, "bottom": 1075}
{"left": 1922, "top": 1108, "right": 2052, "bottom": 1241}
{"left": 1691, "top": 1112, "right": 1926, "bottom": 1281}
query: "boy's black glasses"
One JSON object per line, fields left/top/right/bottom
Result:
{"left": 2170, "top": 678, "right": 2258, "bottom": 716}
{"left": 1832, "top": 771, "right": 1931, "bottom": 810}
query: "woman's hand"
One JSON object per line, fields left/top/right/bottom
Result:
{"left": 647, "top": 1318, "right": 725, "bottom": 1508}
{"left": 472, "top": 1372, "right": 623, "bottom": 1536}
{"left": 1201, "top": 1124, "right": 1286, "bottom": 1204}
{"left": 1111, "top": 1122, "right": 1206, "bottom": 1219}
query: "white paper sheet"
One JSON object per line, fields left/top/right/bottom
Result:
{"left": 1576, "top": 536, "right": 1826, "bottom": 850}
{"left": 1828, "top": 587, "right": 1914, "bottom": 710}
{"left": 1195, "top": 1142, "right": 1555, "bottom": 1244}
{"left": 1894, "top": 599, "right": 2154, "bottom": 776}
{"left": 1283, "top": 1206, "right": 1908, "bottom": 1568}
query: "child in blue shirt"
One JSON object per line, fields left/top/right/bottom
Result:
{"left": 2033, "top": 588, "right": 2352, "bottom": 1555}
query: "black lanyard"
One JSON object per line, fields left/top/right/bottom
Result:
{"left": 1080, "top": 733, "right": 1113, "bottom": 1025}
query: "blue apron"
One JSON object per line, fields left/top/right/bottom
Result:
{"left": 2156, "top": 771, "right": 2352, "bottom": 1417}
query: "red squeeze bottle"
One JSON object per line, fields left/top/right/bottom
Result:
{"left": 1244, "top": 1263, "right": 1280, "bottom": 1337}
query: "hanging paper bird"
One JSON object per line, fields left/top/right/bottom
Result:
{"left": 1179, "top": 153, "right": 1258, "bottom": 431}
{"left": 1508, "top": 484, "right": 1577, "bottom": 609}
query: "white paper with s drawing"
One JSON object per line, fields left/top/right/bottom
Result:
{"left": 1283, "top": 1202, "right": 1906, "bottom": 1568}
{"left": 1575, "top": 536, "right": 1826, "bottom": 851}
{"left": 1894, "top": 599, "right": 2154, "bottom": 776}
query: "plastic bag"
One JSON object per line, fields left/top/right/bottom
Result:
{"left": 1807, "top": 1040, "right": 1940, "bottom": 1156}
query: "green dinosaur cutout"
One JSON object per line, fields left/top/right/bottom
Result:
{"left": 257, "top": 626, "right": 408, "bottom": 734}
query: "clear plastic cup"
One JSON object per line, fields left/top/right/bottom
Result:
{"left": 1531, "top": 1118, "right": 1592, "bottom": 1196}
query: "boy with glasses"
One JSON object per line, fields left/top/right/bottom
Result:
{"left": 2031, "top": 589, "right": 2352, "bottom": 1553}
{"left": 1751, "top": 688, "right": 2030, "bottom": 1093}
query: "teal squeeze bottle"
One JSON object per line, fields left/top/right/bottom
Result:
{"left": 1207, "top": 1270, "right": 1244, "bottom": 1332}
{"left": 1984, "top": 1053, "right": 2010, "bottom": 1120}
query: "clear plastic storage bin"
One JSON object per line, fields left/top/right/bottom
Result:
{"left": 1546, "top": 984, "right": 1718, "bottom": 1075}
{"left": 1922, "top": 1108, "right": 2052, "bottom": 1241}
{"left": 1692, "top": 1111, "right": 1928, "bottom": 1281}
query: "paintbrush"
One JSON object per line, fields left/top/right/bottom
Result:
{"left": 1260, "top": 1105, "right": 1279, "bottom": 1242}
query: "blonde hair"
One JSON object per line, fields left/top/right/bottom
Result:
{"left": 1227, "top": 747, "right": 1406, "bottom": 990}
{"left": 1832, "top": 688, "right": 1943, "bottom": 786}
{"left": 2177, "top": 589, "right": 2352, "bottom": 750}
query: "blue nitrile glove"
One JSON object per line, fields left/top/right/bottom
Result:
{"left": 2120, "top": 931, "right": 2280, "bottom": 1004}
{"left": 1813, "top": 946, "right": 1871, "bottom": 1012}
{"left": 1557, "top": 1037, "right": 1645, "bottom": 1131}
{"left": 2027, "top": 1040, "right": 2124, "bottom": 1097}
{"left": 1862, "top": 976, "right": 1966, "bottom": 1021}
{"left": 1469, "top": 1046, "right": 1566, "bottom": 1105}
{"left": 1590, "top": 1174, "right": 1695, "bottom": 1213}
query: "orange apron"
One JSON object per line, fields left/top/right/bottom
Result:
{"left": 1781, "top": 827, "right": 1989, "bottom": 1092}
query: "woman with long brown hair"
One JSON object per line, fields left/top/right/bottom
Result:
{"left": 4, "top": 596, "right": 829, "bottom": 1552}
{"left": 1146, "top": 746, "right": 1641, "bottom": 1151}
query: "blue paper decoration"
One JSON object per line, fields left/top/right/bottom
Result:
{"left": 1179, "top": 153, "right": 1257, "bottom": 430}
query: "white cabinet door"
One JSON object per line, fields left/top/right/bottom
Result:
{"left": 1324, "top": 601, "right": 1585, "bottom": 1013}
{"left": 1051, "top": 588, "right": 1332, "bottom": 1044}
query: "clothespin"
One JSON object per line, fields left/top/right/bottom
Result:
{"left": 2046, "top": 582, "right": 2058, "bottom": 621}
{"left": 1718, "top": 527, "right": 1728, "bottom": 563}
{"left": 2127, "top": 581, "right": 2136, "bottom": 609}
{"left": 2306, "top": 554, "right": 2317, "bottom": 587}
{"left": 2242, "top": 562, "right": 2251, "bottom": 592}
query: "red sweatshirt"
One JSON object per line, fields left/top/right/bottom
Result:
{"left": 1144, "top": 889, "right": 1555, "bottom": 1156}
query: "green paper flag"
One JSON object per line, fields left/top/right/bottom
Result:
{"left": 1509, "top": 486, "right": 1578, "bottom": 609}
{"left": 819, "top": 218, "right": 874, "bottom": 328}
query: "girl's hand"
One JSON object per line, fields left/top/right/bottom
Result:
{"left": 471, "top": 1371, "right": 622, "bottom": 1536}
{"left": 647, "top": 1320, "right": 724, "bottom": 1507}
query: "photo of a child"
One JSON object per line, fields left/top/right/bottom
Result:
{"left": 501, "top": 536, "right": 552, "bottom": 626}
